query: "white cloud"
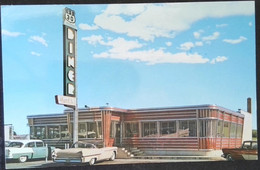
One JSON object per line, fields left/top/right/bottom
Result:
{"left": 195, "top": 41, "right": 203, "bottom": 46}
{"left": 178, "top": 42, "right": 194, "bottom": 51}
{"left": 94, "top": 49, "right": 209, "bottom": 65}
{"left": 89, "top": 37, "right": 209, "bottom": 64}
{"left": 104, "top": 37, "right": 143, "bottom": 53}
{"left": 82, "top": 35, "right": 105, "bottom": 45}
{"left": 223, "top": 36, "right": 247, "bottom": 44}
{"left": 79, "top": 23, "right": 99, "bottom": 30}
{"left": 210, "top": 56, "right": 228, "bottom": 64}
{"left": 193, "top": 30, "right": 204, "bottom": 39}
{"left": 249, "top": 22, "right": 253, "bottom": 27}
{"left": 31, "top": 51, "right": 41, "bottom": 56}
{"left": 202, "top": 32, "right": 220, "bottom": 41}
{"left": 2, "top": 29, "right": 24, "bottom": 37}
{"left": 93, "top": 2, "right": 254, "bottom": 41}
{"left": 29, "top": 36, "right": 48, "bottom": 47}
{"left": 166, "top": 42, "right": 172, "bottom": 47}
{"left": 193, "top": 32, "right": 201, "bottom": 39}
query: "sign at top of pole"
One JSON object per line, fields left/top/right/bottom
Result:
{"left": 63, "top": 8, "right": 76, "bottom": 29}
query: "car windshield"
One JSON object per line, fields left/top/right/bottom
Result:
{"left": 8, "top": 142, "right": 24, "bottom": 148}
{"left": 71, "top": 142, "right": 96, "bottom": 149}
{"left": 5, "top": 141, "right": 10, "bottom": 147}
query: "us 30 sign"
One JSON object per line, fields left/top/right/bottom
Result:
{"left": 63, "top": 8, "right": 76, "bottom": 27}
{"left": 63, "top": 8, "right": 77, "bottom": 97}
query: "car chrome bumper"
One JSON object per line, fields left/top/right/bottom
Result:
{"left": 54, "top": 158, "right": 82, "bottom": 163}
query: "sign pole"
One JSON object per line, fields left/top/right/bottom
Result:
{"left": 73, "top": 22, "right": 78, "bottom": 144}
{"left": 73, "top": 100, "right": 78, "bottom": 143}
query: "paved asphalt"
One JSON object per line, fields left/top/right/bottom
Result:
{"left": 5, "top": 158, "right": 225, "bottom": 169}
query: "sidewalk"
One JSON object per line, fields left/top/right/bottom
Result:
{"left": 132, "top": 155, "right": 226, "bottom": 161}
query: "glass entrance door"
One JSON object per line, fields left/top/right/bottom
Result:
{"left": 110, "top": 121, "right": 121, "bottom": 146}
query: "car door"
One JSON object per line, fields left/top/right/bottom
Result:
{"left": 246, "top": 142, "right": 258, "bottom": 160}
{"left": 240, "top": 141, "right": 254, "bottom": 160}
{"left": 24, "top": 142, "right": 36, "bottom": 159}
{"left": 33, "top": 141, "right": 47, "bottom": 158}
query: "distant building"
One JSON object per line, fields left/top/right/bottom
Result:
{"left": 27, "top": 99, "right": 252, "bottom": 156}
{"left": 4, "top": 124, "right": 14, "bottom": 141}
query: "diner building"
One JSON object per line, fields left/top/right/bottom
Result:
{"left": 27, "top": 99, "right": 252, "bottom": 156}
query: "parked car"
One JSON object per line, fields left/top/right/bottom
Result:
{"left": 222, "top": 141, "right": 258, "bottom": 161}
{"left": 53, "top": 141, "right": 117, "bottom": 165}
{"left": 5, "top": 139, "right": 55, "bottom": 163}
{"left": 5, "top": 141, "right": 11, "bottom": 147}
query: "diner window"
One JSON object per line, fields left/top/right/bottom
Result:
{"left": 47, "top": 126, "right": 60, "bottom": 139}
{"left": 200, "top": 120, "right": 217, "bottom": 137}
{"left": 179, "top": 120, "right": 197, "bottom": 137}
{"left": 125, "top": 122, "right": 139, "bottom": 137}
{"left": 87, "top": 122, "right": 102, "bottom": 138}
{"left": 230, "top": 123, "right": 237, "bottom": 138}
{"left": 236, "top": 124, "right": 243, "bottom": 138}
{"left": 142, "top": 122, "right": 157, "bottom": 137}
{"left": 61, "top": 125, "right": 70, "bottom": 139}
{"left": 78, "top": 122, "right": 102, "bottom": 139}
{"left": 78, "top": 123, "right": 86, "bottom": 138}
{"left": 217, "top": 120, "right": 223, "bottom": 137}
{"left": 160, "top": 121, "right": 176, "bottom": 137}
{"left": 223, "top": 122, "right": 230, "bottom": 138}
{"left": 30, "top": 126, "right": 46, "bottom": 139}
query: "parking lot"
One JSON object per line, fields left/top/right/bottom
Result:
{"left": 5, "top": 158, "right": 225, "bottom": 169}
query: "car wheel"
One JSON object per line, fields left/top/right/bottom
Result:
{"left": 89, "top": 158, "right": 95, "bottom": 165}
{"left": 109, "top": 152, "right": 116, "bottom": 161}
{"left": 18, "top": 156, "right": 28, "bottom": 163}
{"left": 227, "top": 154, "right": 234, "bottom": 161}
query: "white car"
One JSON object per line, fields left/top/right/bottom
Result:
{"left": 5, "top": 139, "right": 54, "bottom": 163}
{"left": 53, "top": 141, "right": 117, "bottom": 165}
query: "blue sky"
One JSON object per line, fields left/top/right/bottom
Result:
{"left": 1, "top": 1, "right": 256, "bottom": 134}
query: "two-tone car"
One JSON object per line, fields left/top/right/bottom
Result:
{"left": 222, "top": 141, "right": 258, "bottom": 161}
{"left": 53, "top": 141, "right": 117, "bottom": 165}
{"left": 5, "top": 139, "right": 55, "bottom": 163}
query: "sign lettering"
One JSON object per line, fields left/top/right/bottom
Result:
{"left": 68, "top": 56, "right": 75, "bottom": 68}
{"left": 55, "top": 95, "right": 76, "bottom": 106}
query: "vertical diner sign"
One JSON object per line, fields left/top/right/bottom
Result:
{"left": 63, "top": 8, "right": 77, "bottom": 98}
{"left": 55, "top": 8, "right": 77, "bottom": 107}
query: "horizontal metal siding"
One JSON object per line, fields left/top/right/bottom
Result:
{"left": 238, "top": 118, "right": 243, "bottom": 124}
{"left": 70, "top": 111, "right": 101, "bottom": 121}
{"left": 122, "top": 137, "right": 198, "bottom": 150}
{"left": 33, "top": 116, "right": 67, "bottom": 125}
{"left": 199, "top": 138, "right": 216, "bottom": 149}
{"left": 215, "top": 138, "right": 242, "bottom": 150}
{"left": 224, "top": 114, "right": 231, "bottom": 121}
{"left": 124, "top": 110, "right": 197, "bottom": 121}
